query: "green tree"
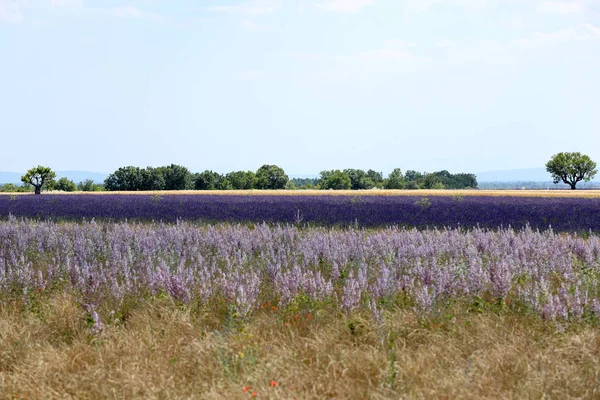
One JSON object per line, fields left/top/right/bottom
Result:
{"left": 343, "top": 169, "right": 375, "bottom": 190}
{"left": 423, "top": 173, "right": 445, "bottom": 189}
{"left": 404, "top": 170, "right": 423, "bottom": 182}
{"left": 291, "top": 178, "right": 318, "bottom": 189}
{"left": 21, "top": 166, "right": 56, "bottom": 195}
{"left": 139, "top": 167, "right": 166, "bottom": 191}
{"left": 546, "top": 152, "right": 598, "bottom": 190}
{"left": 384, "top": 168, "right": 405, "bottom": 189}
{"left": 195, "top": 170, "right": 222, "bottom": 190}
{"left": 78, "top": 179, "right": 104, "bottom": 192}
{"left": 405, "top": 180, "right": 420, "bottom": 190}
{"left": 45, "top": 179, "right": 56, "bottom": 191}
{"left": 366, "top": 169, "right": 384, "bottom": 187}
{"left": 431, "top": 170, "right": 452, "bottom": 185}
{"left": 226, "top": 171, "right": 256, "bottom": 190}
{"left": 54, "top": 177, "right": 78, "bottom": 192}
{"left": 255, "top": 165, "right": 289, "bottom": 190}
{"left": 318, "top": 170, "right": 351, "bottom": 190}
{"left": 446, "top": 173, "right": 477, "bottom": 189}
{"left": 404, "top": 170, "right": 424, "bottom": 189}
{"left": 0, "top": 183, "right": 33, "bottom": 193}
{"left": 285, "top": 180, "right": 297, "bottom": 190}
{"left": 104, "top": 166, "right": 144, "bottom": 191}
{"left": 216, "top": 177, "right": 233, "bottom": 190}
{"left": 158, "top": 164, "right": 193, "bottom": 191}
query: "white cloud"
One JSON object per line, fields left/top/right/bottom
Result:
{"left": 436, "top": 38, "right": 457, "bottom": 48}
{"left": 242, "top": 19, "right": 272, "bottom": 31}
{"left": 405, "top": 0, "right": 497, "bottom": 13}
{"left": 50, "top": 0, "right": 83, "bottom": 8}
{"left": 444, "top": 0, "right": 497, "bottom": 7}
{"left": 110, "top": 6, "right": 171, "bottom": 24}
{"left": 523, "top": 23, "right": 600, "bottom": 44}
{"left": 234, "top": 69, "right": 261, "bottom": 79}
{"left": 288, "top": 51, "right": 329, "bottom": 61}
{"left": 209, "top": 0, "right": 281, "bottom": 16}
{"left": 1, "top": 0, "right": 172, "bottom": 24}
{"left": 113, "top": 6, "right": 143, "bottom": 18}
{"left": 0, "top": 0, "right": 24, "bottom": 23}
{"left": 290, "top": 41, "right": 422, "bottom": 77}
{"left": 355, "top": 37, "right": 421, "bottom": 63}
{"left": 539, "top": 1, "right": 584, "bottom": 14}
{"left": 359, "top": 48, "right": 417, "bottom": 62}
{"left": 383, "top": 38, "right": 416, "bottom": 48}
{"left": 317, "top": 0, "right": 375, "bottom": 13}
{"left": 509, "top": 17, "right": 525, "bottom": 28}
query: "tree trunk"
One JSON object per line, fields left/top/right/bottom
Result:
{"left": 570, "top": 183, "right": 577, "bottom": 190}
{"left": 34, "top": 186, "right": 41, "bottom": 195}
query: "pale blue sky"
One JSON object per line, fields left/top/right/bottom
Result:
{"left": 1, "top": 0, "right": 599, "bottom": 176}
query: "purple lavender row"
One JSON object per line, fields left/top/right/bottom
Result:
{"left": 1, "top": 217, "right": 599, "bottom": 325}
{"left": 1, "top": 194, "right": 600, "bottom": 232}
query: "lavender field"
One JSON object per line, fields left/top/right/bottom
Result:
{"left": 2, "top": 217, "right": 600, "bottom": 397}
{"left": 1, "top": 193, "right": 600, "bottom": 232}
{"left": 2, "top": 194, "right": 600, "bottom": 398}
{"left": 2, "top": 218, "right": 599, "bottom": 325}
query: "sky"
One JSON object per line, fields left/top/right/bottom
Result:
{"left": 0, "top": 0, "right": 599, "bottom": 176}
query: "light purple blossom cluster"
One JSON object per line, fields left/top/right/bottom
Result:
{"left": 1, "top": 217, "right": 599, "bottom": 324}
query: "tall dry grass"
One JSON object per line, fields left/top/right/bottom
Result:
{"left": 3, "top": 189, "right": 600, "bottom": 198}
{"left": 1, "top": 292, "right": 598, "bottom": 399}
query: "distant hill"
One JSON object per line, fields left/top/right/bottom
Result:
{"left": 476, "top": 168, "right": 553, "bottom": 182}
{"left": 2, "top": 168, "right": 598, "bottom": 187}
{"left": 0, "top": 172, "right": 22, "bottom": 185}
{"left": 54, "top": 171, "right": 109, "bottom": 184}
{"left": 289, "top": 174, "right": 319, "bottom": 179}
{"left": 476, "top": 167, "right": 600, "bottom": 189}
{"left": 296, "top": 169, "right": 570, "bottom": 182}
{"left": 0, "top": 171, "right": 108, "bottom": 185}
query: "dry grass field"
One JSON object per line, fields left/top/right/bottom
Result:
{"left": 1, "top": 293, "right": 599, "bottom": 400}
{"left": 4, "top": 189, "right": 600, "bottom": 198}
{"left": 1, "top": 195, "right": 599, "bottom": 399}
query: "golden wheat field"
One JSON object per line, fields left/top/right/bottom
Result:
{"left": 1, "top": 294, "right": 599, "bottom": 400}
{"left": 4, "top": 189, "right": 600, "bottom": 198}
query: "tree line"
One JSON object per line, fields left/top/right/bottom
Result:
{"left": 0, "top": 178, "right": 104, "bottom": 193}
{"left": 1, "top": 164, "right": 480, "bottom": 193}
{"left": 314, "top": 169, "right": 477, "bottom": 190}
{"left": 101, "top": 164, "right": 477, "bottom": 191}
{"left": 103, "top": 164, "right": 290, "bottom": 191}
{"left": 5, "top": 152, "right": 596, "bottom": 194}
